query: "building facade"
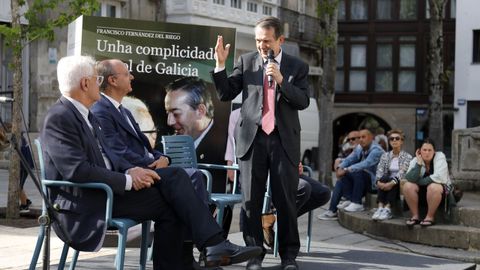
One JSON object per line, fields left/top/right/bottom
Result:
{"left": 333, "top": 0, "right": 456, "bottom": 155}
{"left": 1, "top": 0, "right": 458, "bottom": 160}
{"left": 454, "top": 0, "right": 480, "bottom": 129}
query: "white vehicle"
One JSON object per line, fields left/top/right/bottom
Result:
{"left": 299, "top": 98, "right": 319, "bottom": 169}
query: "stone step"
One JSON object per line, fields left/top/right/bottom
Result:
{"left": 365, "top": 191, "right": 480, "bottom": 228}
{"left": 338, "top": 209, "right": 480, "bottom": 252}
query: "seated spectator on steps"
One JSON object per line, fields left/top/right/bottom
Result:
{"left": 374, "top": 127, "right": 388, "bottom": 152}
{"left": 318, "top": 128, "right": 384, "bottom": 220}
{"left": 403, "top": 138, "right": 452, "bottom": 227}
{"left": 334, "top": 130, "right": 360, "bottom": 169}
{"left": 372, "top": 129, "right": 412, "bottom": 221}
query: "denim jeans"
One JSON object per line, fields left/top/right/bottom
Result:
{"left": 342, "top": 171, "right": 371, "bottom": 204}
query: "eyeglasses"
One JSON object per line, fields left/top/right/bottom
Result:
{"left": 389, "top": 136, "right": 402, "bottom": 141}
{"left": 83, "top": 75, "right": 104, "bottom": 86}
{"left": 90, "top": 75, "right": 104, "bottom": 86}
{"left": 347, "top": 137, "right": 359, "bottom": 142}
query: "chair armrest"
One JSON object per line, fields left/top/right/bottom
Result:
{"left": 303, "top": 165, "right": 313, "bottom": 178}
{"left": 198, "top": 169, "right": 213, "bottom": 198}
{"left": 197, "top": 163, "right": 240, "bottom": 171}
{"left": 42, "top": 180, "right": 114, "bottom": 224}
{"left": 198, "top": 163, "right": 240, "bottom": 194}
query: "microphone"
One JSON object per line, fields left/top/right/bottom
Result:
{"left": 0, "top": 97, "right": 14, "bottom": 103}
{"left": 267, "top": 49, "right": 274, "bottom": 87}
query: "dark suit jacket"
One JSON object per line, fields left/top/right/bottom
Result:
{"left": 211, "top": 51, "right": 309, "bottom": 166}
{"left": 91, "top": 95, "right": 166, "bottom": 168}
{"left": 196, "top": 121, "right": 228, "bottom": 193}
{"left": 40, "top": 96, "right": 132, "bottom": 251}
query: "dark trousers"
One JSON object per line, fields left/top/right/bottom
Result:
{"left": 342, "top": 171, "right": 371, "bottom": 204}
{"left": 239, "top": 129, "right": 299, "bottom": 260}
{"left": 329, "top": 178, "right": 348, "bottom": 213}
{"left": 185, "top": 168, "right": 209, "bottom": 207}
{"left": 297, "top": 175, "right": 331, "bottom": 217}
{"left": 112, "top": 167, "right": 223, "bottom": 270}
{"left": 377, "top": 178, "right": 399, "bottom": 206}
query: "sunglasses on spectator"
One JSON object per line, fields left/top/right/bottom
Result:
{"left": 389, "top": 136, "right": 402, "bottom": 141}
{"left": 347, "top": 137, "right": 359, "bottom": 142}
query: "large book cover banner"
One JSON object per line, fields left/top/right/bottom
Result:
{"left": 67, "top": 15, "right": 236, "bottom": 170}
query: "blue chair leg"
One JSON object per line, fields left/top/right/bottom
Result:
{"left": 29, "top": 226, "right": 45, "bottom": 270}
{"left": 139, "top": 221, "right": 150, "bottom": 270}
{"left": 58, "top": 243, "right": 69, "bottom": 270}
{"left": 147, "top": 240, "right": 154, "bottom": 262}
{"left": 67, "top": 249, "right": 79, "bottom": 270}
{"left": 115, "top": 227, "right": 128, "bottom": 270}
{"left": 306, "top": 210, "right": 313, "bottom": 253}
{"left": 215, "top": 203, "right": 225, "bottom": 225}
{"left": 273, "top": 218, "right": 278, "bottom": 257}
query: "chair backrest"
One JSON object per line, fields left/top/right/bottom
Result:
{"left": 34, "top": 139, "right": 46, "bottom": 181}
{"left": 161, "top": 135, "right": 198, "bottom": 168}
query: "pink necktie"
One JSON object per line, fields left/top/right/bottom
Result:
{"left": 262, "top": 73, "right": 275, "bottom": 134}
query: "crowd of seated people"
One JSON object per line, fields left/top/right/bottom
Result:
{"left": 319, "top": 125, "right": 455, "bottom": 229}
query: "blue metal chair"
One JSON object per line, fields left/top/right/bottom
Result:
{"left": 262, "top": 165, "right": 314, "bottom": 257}
{"left": 161, "top": 135, "right": 242, "bottom": 225}
{"left": 30, "top": 139, "right": 151, "bottom": 270}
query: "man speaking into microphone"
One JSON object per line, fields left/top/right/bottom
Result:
{"left": 211, "top": 16, "right": 310, "bottom": 270}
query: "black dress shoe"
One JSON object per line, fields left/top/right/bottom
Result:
{"left": 204, "top": 240, "right": 262, "bottom": 267}
{"left": 281, "top": 259, "right": 298, "bottom": 270}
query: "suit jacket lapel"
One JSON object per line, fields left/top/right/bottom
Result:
{"left": 254, "top": 54, "right": 264, "bottom": 95}
{"left": 124, "top": 108, "right": 153, "bottom": 151}
{"left": 102, "top": 96, "right": 141, "bottom": 141}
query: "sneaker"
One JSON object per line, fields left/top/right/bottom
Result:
{"left": 377, "top": 208, "right": 393, "bottom": 221}
{"left": 19, "top": 204, "right": 30, "bottom": 213}
{"left": 344, "top": 202, "right": 364, "bottom": 212}
{"left": 372, "top": 207, "right": 383, "bottom": 220}
{"left": 337, "top": 200, "right": 351, "bottom": 209}
{"left": 317, "top": 210, "right": 338, "bottom": 220}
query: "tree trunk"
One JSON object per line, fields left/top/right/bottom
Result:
{"left": 427, "top": 0, "right": 447, "bottom": 150}
{"left": 6, "top": 0, "right": 23, "bottom": 219}
{"left": 317, "top": 1, "right": 338, "bottom": 187}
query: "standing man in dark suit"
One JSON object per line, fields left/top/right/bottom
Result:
{"left": 211, "top": 16, "right": 310, "bottom": 270}
{"left": 41, "top": 55, "right": 261, "bottom": 269}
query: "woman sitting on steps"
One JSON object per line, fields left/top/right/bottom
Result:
{"left": 402, "top": 138, "right": 452, "bottom": 227}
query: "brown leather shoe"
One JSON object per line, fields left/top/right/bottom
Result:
{"left": 262, "top": 213, "right": 276, "bottom": 248}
